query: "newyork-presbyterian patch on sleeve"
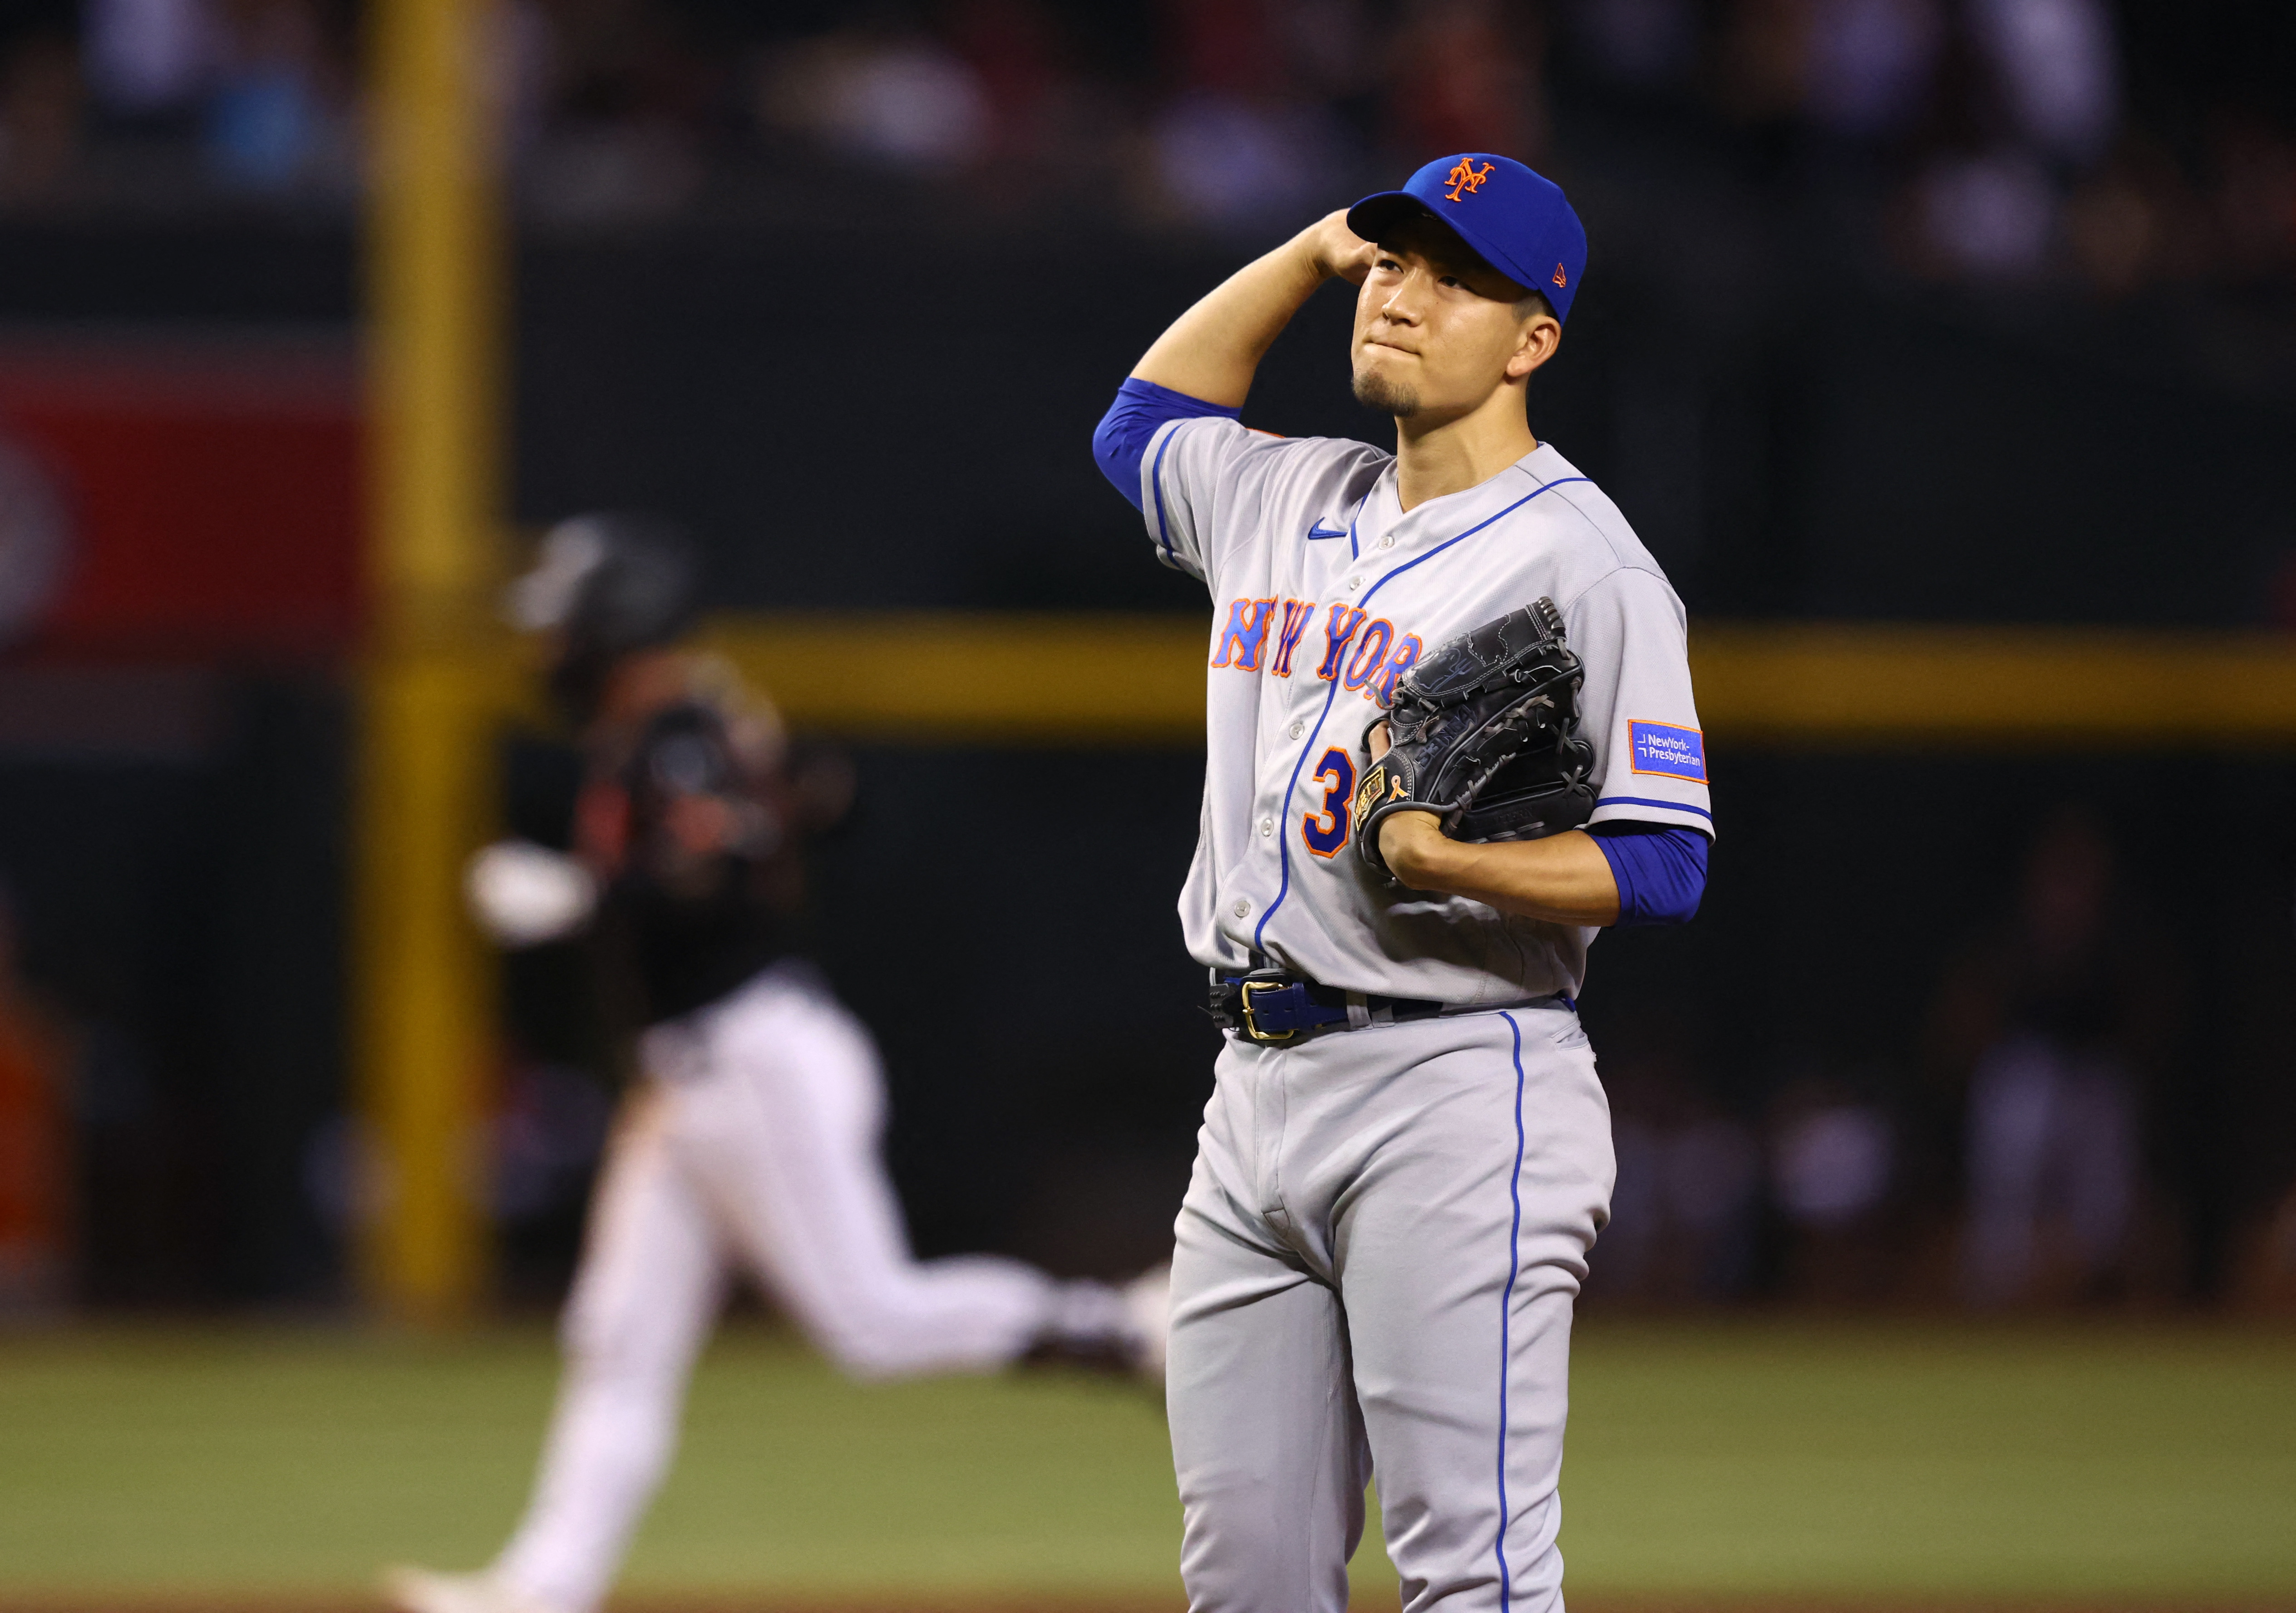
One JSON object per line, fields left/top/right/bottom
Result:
{"left": 1629, "top": 720, "right": 1707, "bottom": 783}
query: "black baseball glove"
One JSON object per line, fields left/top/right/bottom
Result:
{"left": 1350, "top": 598, "right": 1596, "bottom": 880}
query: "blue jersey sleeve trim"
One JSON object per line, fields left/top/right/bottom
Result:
{"left": 1590, "top": 822, "right": 1708, "bottom": 927}
{"left": 1149, "top": 428, "right": 1181, "bottom": 567}
{"left": 1596, "top": 793, "right": 1713, "bottom": 822}
{"left": 1092, "top": 377, "right": 1240, "bottom": 513}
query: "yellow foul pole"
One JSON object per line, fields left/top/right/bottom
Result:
{"left": 357, "top": 0, "right": 505, "bottom": 1319}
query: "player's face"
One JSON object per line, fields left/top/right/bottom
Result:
{"left": 1351, "top": 221, "right": 1559, "bottom": 422}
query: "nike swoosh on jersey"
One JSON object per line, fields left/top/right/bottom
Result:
{"left": 1306, "top": 520, "right": 1348, "bottom": 540}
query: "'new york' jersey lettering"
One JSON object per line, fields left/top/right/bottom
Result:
{"left": 1211, "top": 599, "right": 1413, "bottom": 708}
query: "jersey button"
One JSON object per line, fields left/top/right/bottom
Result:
{"left": 1289, "top": 720, "right": 1304, "bottom": 738}
{"left": 1233, "top": 899, "right": 1251, "bottom": 918}
{"left": 1345, "top": 576, "right": 1362, "bottom": 590}
{"left": 1379, "top": 535, "right": 1394, "bottom": 549}
{"left": 1259, "top": 817, "right": 1274, "bottom": 836}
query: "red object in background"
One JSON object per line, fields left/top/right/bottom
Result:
{"left": 0, "top": 333, "right": 363, "bottom": 660}
{"left": 0, "top": 921, "right": 69, "bottom": 1308}
{"left": 0, "top": 1013, "right": 68, "bottom": 1308}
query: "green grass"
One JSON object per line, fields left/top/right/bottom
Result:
{"left": 0, "top": 1320, "right": 2289, "bottom": 1603}
{"left": 1561, "top": 1323, "right": 2296, "bottom": 1600}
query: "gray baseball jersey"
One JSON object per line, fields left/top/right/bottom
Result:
{"left": 1138, "top": 418, "right": 1712, "bottom": 1003}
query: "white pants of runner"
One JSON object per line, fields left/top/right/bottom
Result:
{"left": 493, "top": 963, "right": 1069, "bottom": 1613}
{"left": 1168, "top": 1002, "right": 1613, "bottom": 1613}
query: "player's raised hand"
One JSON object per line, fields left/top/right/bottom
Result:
{"left": 1305, "top": 210, "right": 1378, "bottom": 287}
{"left": 1133, "top": 209, "right": 1376, "bottom": 406}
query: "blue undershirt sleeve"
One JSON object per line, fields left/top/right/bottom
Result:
{"left": 1590, "top": 822, "right": 1710, "bottom": 927}
{"left": 1092, "top": 377, "right": 1241, "bottom": 511}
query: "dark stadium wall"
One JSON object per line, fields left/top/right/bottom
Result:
{"left": 0, "top": 221, "right": 363, "bottom": 1303}
{"left": 0, "top": 675, "right": 349, "bottom": 1303}
{"left": 0, "top": 215, "right": 2283, "bottom": 632}
{"left": 509, "top": 225, "right": 2296, "bottom": 627}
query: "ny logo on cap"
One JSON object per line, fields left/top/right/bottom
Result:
{"left": 1552, "top": 262, "right": 1567, "bottom": 288}
{"left": 1444, "top": 159, "right": 1493, "bottom": 202}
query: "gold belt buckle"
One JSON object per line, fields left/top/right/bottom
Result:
{"left": 1239, "top": 979, "right": 1296, "bottom": 1043}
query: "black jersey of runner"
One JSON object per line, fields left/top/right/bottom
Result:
{"left": 591, "top": 698, "right": 819, "bottom": 1026}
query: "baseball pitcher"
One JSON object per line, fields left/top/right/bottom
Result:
{"left": 1091, "top": 155, "right": 1712, "bottom": 1611}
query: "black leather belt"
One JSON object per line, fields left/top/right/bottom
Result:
{"left": 1206, "top": 966, "right": 1448, "bottom": 1045}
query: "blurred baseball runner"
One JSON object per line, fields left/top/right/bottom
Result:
{"left": 386, "top": 516, "right": 1166, "bottom": 1613}
{"left": 1092, "top": 155, "right": 1712, "bottom": 1610}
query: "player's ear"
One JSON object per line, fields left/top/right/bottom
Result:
{"left": 1505, "top": 308, "right": 1561, "bottom": 383}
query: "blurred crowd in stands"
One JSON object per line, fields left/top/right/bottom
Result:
{"left": 0, "top": 0, "right": 2286, "bottom": 299}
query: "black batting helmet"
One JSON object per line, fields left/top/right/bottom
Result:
{"left": 508, "top": 512, "right": 700, "bottom": 724}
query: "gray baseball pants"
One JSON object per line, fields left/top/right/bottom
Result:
{"left": 1168, "top": 1003, "right": 1613, "bottom": 1613}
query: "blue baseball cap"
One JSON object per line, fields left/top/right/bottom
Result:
{"left": 1346, "top": 153, "right": 1587, "bottom": 321}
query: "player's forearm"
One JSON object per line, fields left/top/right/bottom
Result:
{"left": 1379, "top": 818, "right": 1623, "bottom": 927}
{"left": 1132, "top": 213, "right": 1365, "bottom": 407}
